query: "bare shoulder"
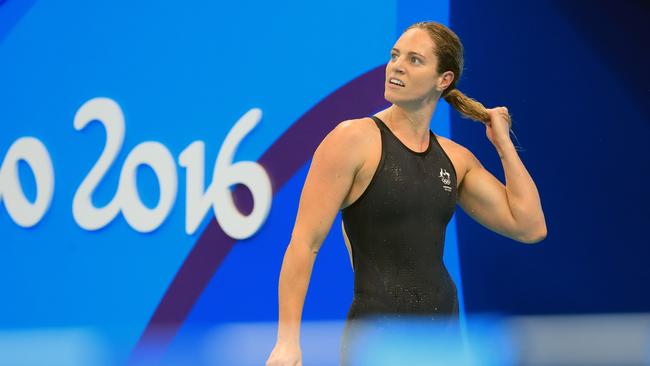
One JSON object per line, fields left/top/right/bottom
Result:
{"left": 324, "top": 117, "right": 377, "bottom": 156}
{"left": 314, "top": 117, "right": 377, "bottom": 172}
{"left": 434, "top": 134, "right": 481, "bottom": 182}
{"left": 332, "top": 117, "right": 379, "bottom": 141}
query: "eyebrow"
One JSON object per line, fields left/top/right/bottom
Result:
{"left": 391, "top": 48, "right": 427, "bottom": 59}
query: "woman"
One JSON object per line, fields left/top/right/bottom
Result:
{"left": 266, "top": 21, "right": 547, "bottom": 366}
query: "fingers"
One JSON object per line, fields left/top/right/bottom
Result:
{"left": 489, "top": 106, "right": 512, "bottom": 128}
{"left": 488, "top": 106, "right": 508, "bottom": 112}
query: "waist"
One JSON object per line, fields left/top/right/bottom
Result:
{"left": 348, "top": 293, "right": 459, "bottom": 320}
{"left": 351, "top": 276, "right": 458, "bottom": 315}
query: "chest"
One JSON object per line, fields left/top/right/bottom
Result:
{"left": 378, "top": 149, "right": 458, "bottom": 215}
{"left": 343, "top": 131, "right": 467, "bottom": 211}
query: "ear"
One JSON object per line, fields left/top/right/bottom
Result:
{"left": 438, "top": 71, "right": 455, "bottom": 93}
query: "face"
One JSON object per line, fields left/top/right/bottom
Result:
{"left": 385, "top": 28, "right": 454, "bottom": 106}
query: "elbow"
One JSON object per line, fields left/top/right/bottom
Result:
{"left": 519, "top": 225, "right": 547, "bottom": 244}
{"left": 289, "top": 233, "right": 323, "bottom": 255}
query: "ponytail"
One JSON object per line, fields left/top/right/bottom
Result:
{"left": 404, "top": 22, "right": 513, "bottom": 127}
{"left": 443, "top": 89, "right": 490, "bottom": 124}
{"left": 445, "top": 88, "right": 522, "bottom": 150}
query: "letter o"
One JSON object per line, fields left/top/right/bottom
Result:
{"left": 0, "top": 137, "right": 54, "bottom": 227}
{"left": 118, "top": 141, "right": 177, "bottom": 233}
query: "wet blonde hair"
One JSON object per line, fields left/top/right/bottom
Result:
{"left": 406, "top": 21, "right": 496, "bottom": 124}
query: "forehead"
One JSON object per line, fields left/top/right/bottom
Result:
{"left": 393, "top": 28, "right": 436, "bottom": 56}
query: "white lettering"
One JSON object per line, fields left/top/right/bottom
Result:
{"left": 72, "top": 97, "right": 125, "bottom": 230}
{"left": 180, "top": 108, "right": 272, "bottom": 239}
{"left": 2, "top": 97, "right": 271, "bottom": 237}
{"left": 120, "top": 141, "right": 177, "bottom": 233}
{"left": 0, "top": 137, "right": 54, "bottom": 227}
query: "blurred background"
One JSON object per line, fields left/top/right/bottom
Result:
{"left": 1, "top": 0, "right": 648, "bottom": 365}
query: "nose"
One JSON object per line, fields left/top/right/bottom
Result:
{"left": 391, "top": 56, "right": 405, "bottom": 74}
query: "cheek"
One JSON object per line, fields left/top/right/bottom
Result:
{"left": 411, "top": 75, "right": 437, "bottom": 92}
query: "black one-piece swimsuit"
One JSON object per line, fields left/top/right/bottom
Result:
{"left": 339, "top": 115, "right": 460, "bottom": 365}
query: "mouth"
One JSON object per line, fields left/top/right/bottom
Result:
{"left": 388, "top": 77, "right": 405, "bottom": 87}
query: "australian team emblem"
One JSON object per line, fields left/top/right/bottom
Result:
{"left": 439, "top": 168, "right": 452, "bottom": 192}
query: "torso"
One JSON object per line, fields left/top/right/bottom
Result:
{"left": 338, "top": 114, "right": 462, "bottom": 320}
{"left": 341, "top": 116, "right": 468, "bottom": 210}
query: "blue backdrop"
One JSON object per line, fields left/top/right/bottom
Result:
{"left": 1, "top": 0, "right": 648, "bottom": 364}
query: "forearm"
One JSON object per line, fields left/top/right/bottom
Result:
{"left": 276, "top": 239, "right": 318, "bottom": 344}
{"left": 496, "top": 140, "right": 547, "bottom": 241}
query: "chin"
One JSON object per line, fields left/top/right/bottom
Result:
{"left": 384, "top": 89, "right": 399, "bottom": 104}
{"left": 384, "top": 90, "right": 409, "bottom": 105}
{"left": 385, "top": 90, "right": 432, "bottom": 110}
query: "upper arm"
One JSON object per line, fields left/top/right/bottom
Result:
{"left": 290, "top": 120, "right": 365, "bottom": 252}
{"left": 457, "top": 147, "right": 521, "bottom": 241}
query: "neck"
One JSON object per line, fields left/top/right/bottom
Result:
{"left": 379, "top": 98, "right": 439, "bottom": 144}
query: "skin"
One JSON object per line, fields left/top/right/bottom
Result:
{"left": 266, "top": 28, "right": 547, "bottom": 366}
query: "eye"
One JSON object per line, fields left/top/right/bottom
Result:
{"left": 390, "top": 53, "right": 398, "bottom": 61}
{"left": 411, "top": 56, "right": 422, "bottom": 64}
